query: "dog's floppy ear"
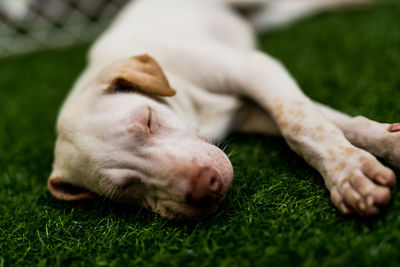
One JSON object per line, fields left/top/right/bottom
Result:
{"left": 48, "top": 172, "right": 97, "bottom": 201}
{"left": 102, "top": 54, "right": 176, "bottom": 97}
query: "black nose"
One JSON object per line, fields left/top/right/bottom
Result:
{"left": 186, "top": 167, "right": 223, "bottom": 207}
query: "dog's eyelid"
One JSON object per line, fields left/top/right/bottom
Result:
{"left": 102, "top": 168, "right": 145, "bottom": 185}
{"left": 104, "top": 81, "right": 169, "bottom": 105}
{"left": 147, "top": 106, "right": 154, "bottom": 133}
{"left": 120, "top": 176, "right": 142, "bottom": 190}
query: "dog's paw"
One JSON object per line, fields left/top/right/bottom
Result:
{"left": 341, "top": 117, "right": 400, "bottom": 170}
{"left": 326, "top": 149, "right": 395, "bottom": 216}
{"left": 376, "top": 123, "right": 400, "bottom": 168}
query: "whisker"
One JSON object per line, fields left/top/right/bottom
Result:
{"left": 220, "top": 138, "right": 233, "bottom": 153}
{"left": 227, "top": 150, "right": 238, "bottom": 159}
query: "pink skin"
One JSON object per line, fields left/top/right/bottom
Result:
{"left": 329, "top": 121, "right": 400, "bottom": 217}
{"left": 72, "top": 94, "right": 400, "bottom": 218}
{"left": 389, "top": 123, "right": 400, "bottom": 133}
{"left": 77, "top": 92, "right": 234, "bottom": 219}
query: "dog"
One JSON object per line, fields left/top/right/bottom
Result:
{"left": 48, "top": 0, "right": 398, "bottom": 219}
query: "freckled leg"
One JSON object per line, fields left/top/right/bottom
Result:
{"left": 159, "top": 44, "right": 395, "bottom": 216}
{"left": 231, "top": 52, "right": 396, "bottom": 216}
{"left": 234, "top": 98, "right": 396, "bottom": 216}
{"left": 235, "top": 100, "right": 399, "bottom": 176}
{"left": 315, "top": 103, "right": 398, "bottom": 215}
{"left": 316, "top": 102, "right": 400, "bottom": 172}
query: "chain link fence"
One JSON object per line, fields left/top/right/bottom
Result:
{"left": 0, "top": 0, "right": 129, "bottom": 57}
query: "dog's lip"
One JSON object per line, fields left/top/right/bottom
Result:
{"left": 162, "top": 199, "right": 221, "bottom": 218}
{"left": 222, "top": 178, "right": 232, "bottom": 196}
{"left": 218, "top": 151, "right": 234, "bottom": 194}
{"left": 164, "top": 170, "right": 232, "bottom": 216}
{"left": 159, "top": 173, "right": 232, "bottom": 218}
{"left": 187, "top": 161, "right": 233, "bottom": 210}
{"left": 219, "top": 171, "right": 232, "bottom": 197}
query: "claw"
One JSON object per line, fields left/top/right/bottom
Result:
{"left": 340, "top": 202, "right": 350, "bottom": 214}
{"left": 366, "top": 195, "right": 374, "bottom": 207}
{"left": 358, "top": 201, "right": 367, "bottom": 211}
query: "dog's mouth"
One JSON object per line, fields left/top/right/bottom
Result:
{"left": 157, "top": 199, "right": 223, "bottom": 219}
{"left": 212, "top": 148, "right": 234, "bottom": 195}
{"left": 183, "top": 148, "right": 233, "bottom": 218}
{"left": 139, "top": 143, "right": 233, "bottom": 219}
{"left": 147, "top": 176, "right": 231, "bottom": 219}
{"left": 161, "top": 154, "right": 233, "bottom": 219}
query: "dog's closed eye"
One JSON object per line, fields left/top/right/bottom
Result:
{"left": 107, "top": 79, "right": 168, "bottom": 105}
{"left": 109, "top": 78, "right": 141, "bottom": 94}
{"left": 100, "top": 176, "right": 143, "bottom": 200}
{"left": 147, "top": 107, "right": 153, "bottom": 133}
{"left": 101, "top": 169, "right": 145, "bottom": 191}
{"left": 119, "top": 176, "right": 142, "bottom": 191}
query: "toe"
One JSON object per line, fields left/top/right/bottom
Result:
{"left": 350, "top": 170, "right": 391, "bottom": 206}
{"left": 361, "top": 157, "right": 396, "bottom": 187}
{"left": 330, "top": 187, "right": 354, "bottom": 215}
{"left": 341, "top": 182, "right": 379, "bottom": 216}
{"left": 341, "top": 182, "right": 363, "bottom": 212}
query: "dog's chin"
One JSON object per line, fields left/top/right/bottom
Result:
{"left": 207, "top": 144, "right": 234, "bottom": 189}
{"left": 152, "top": 173, "right": 232, "bottom": 220}
{"left": 220, "top": 155, "right": 234, "bottom": 195}
{"left": 157, "top": 200, "right": 222, "bottom": 220}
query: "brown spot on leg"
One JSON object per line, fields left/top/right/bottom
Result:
{"left": 315, "top": 134, "right": 326, "bottom": 142}
{"left": 333, "top": 162, "right": 346, "bottom": 172}
{"left": 276, "top": 103, "right": 283, "bottom": 113}
{"left": 291, "top": 124, "right": 302, "bottom": 135}
{"left": 343, "top": 147, "right": 356, "bottom": 157}
{"left": 293, "top": 100, "right": 305, "bottom": 106}
{"left": 327, "top": 149, "right": 337, "bottom": 160}
{"left": 338, "top": 146, "right": 357, "bottom": 157}
{"left": 316, "top": 125, "right": 325, "bottom": 132}
{"left": 296, "top": 111, "right": 306, "bottom": 121}
{"left": 279, "top": 118, "right": 289, "bottom": 129}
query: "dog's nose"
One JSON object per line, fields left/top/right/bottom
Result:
{"left": 186, "top": 167, "right": 223, "bottom": 207}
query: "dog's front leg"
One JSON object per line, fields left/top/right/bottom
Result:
{"left": 315, "top": 102, "right": 400, "bottom": 171}
{"left": 158, "top": 44, "right": 395, "bottom": 215}
{"left": 164, "top": 44, "right": 395, "bottom": 216}
{"left": 237, "top": 51, "right": 396, "bottom": 216}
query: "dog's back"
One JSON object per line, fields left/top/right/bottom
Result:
{"left": 89, "top": 0, "right": 256, "bottom": 65}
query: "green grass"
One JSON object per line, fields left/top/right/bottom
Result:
{"left": 1, "top": 2, "right": 400, "bottom": 266}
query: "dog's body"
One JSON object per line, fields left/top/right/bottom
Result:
{"left": 49, "top": 0, "right": 400, "bottom": 219}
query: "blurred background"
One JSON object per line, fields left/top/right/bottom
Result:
{"left": 0, "top": 0, "right": 129, "bottom": 56}
{"left": 1, "top": 1, "right": 400, "bottom": 266}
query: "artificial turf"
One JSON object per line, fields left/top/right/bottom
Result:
{"left": 1, "top": 2, "right": 400, "bottom": 266}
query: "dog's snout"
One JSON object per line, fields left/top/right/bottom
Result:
{"left": 186, "top": 167, "right": 223, "bottom": 207}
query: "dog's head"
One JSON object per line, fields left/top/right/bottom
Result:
{"left": 48, "top": 54, "right": 233, "bottom": 219}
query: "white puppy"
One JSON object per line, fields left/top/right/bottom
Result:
{"left": 48, "top": 0, "right": 398, "bottom": 219}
